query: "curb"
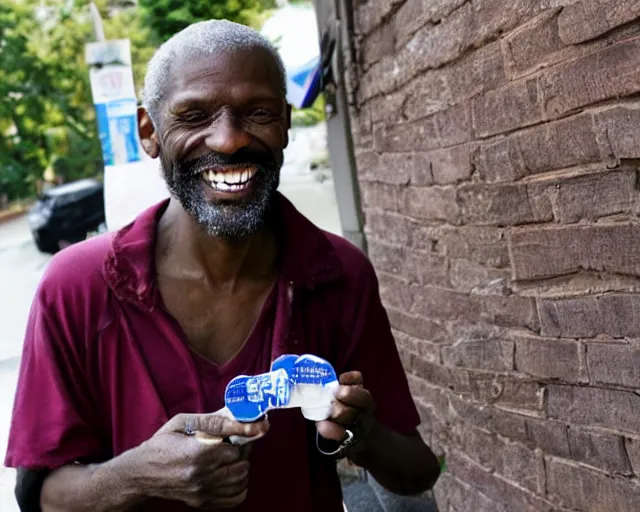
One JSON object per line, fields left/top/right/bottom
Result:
{"left": 0, "top": 210, "right": 26, "bottom": 226}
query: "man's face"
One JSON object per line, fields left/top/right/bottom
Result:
{"left": 150, "top": 47, "right": 290, "bottom": 239}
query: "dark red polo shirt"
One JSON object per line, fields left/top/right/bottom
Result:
{"left": 5, "top": 194, "right": 420, "bottom": 511}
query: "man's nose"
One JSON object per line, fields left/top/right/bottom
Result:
{"left": 204, "top": 113, "right": 251, "bottom": 155}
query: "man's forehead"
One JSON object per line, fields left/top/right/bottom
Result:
{"left": 168, "top": 47, "right": 283, "bottom": 99}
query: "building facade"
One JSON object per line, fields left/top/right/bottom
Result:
{"left": 338, "top": 1, "right": 640, "bottom": 510}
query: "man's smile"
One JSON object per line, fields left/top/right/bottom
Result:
{"left": 201, "top": 166, "right": 258, "bottom": 196}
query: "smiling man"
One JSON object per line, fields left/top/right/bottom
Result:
{"left": 6, "top": 21, "right": 440, "bottom": 512}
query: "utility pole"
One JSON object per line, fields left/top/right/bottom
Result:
{"left": 89, "top": 2, "right": 105, "bottom": 42}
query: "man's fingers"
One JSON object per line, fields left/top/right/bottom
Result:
{"left": 164, "top": 413, "right": 270, "bottom": 439}
{"left": 330, "top": 401, "right": 361, "bottom": 425}
{"left": 316, "top": 420, "right": 347, "bottom": 442}
{"left": 335, "top": 385, "right": 374, "bottom": 411}
{"left": 339, "top": 371, "right": 363, "bottom": 386}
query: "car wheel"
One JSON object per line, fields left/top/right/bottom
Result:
{"left": 33, "top": 232, "right": 59, "bottom": 254}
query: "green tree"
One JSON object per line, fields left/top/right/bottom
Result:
{"left": 0, "top": 0, "right": 158, "bottom": 201}
{"left": 138, "top": 0, "right": 276, "bottom": 42}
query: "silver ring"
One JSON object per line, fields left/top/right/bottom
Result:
{"left": 184, "top": 417, "right": 196, "bottom": 436}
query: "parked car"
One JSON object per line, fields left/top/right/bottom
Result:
{"left": 28, "top": 178, "right": 105, "bottom": 254}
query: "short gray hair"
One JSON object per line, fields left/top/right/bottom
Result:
{"left": 142, "top": 20, "right": 286, "bottom": 125}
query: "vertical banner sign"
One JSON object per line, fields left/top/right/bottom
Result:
{"left": 85, "top": 40, "right": 141, "bottom": 166}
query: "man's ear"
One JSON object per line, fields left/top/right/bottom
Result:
{"left": 138, "top": 107, "right": 160, "bottom": 158}
{"left": 283, "top": 103, "right": 292, "bottom": 149}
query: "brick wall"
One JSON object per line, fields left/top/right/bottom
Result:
{"left": 343, "top": 0, "right": 640, "bottom": 510}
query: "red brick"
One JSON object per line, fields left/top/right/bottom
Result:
{"left": 587, "top": 343, "right": 640, "bottom": 388}
{"left": 447, "top": 392, "right": 529, "bottom": 442}
{"left": 525, "top": 418, "right": 571, "bottom": 459}
{"left": 447, "top": 451, "right": 557, "bottom": 512}
{"left": 404, "top": 353, "right": 453, "bottom": 389}
{"left": 361, "top": 22, "right": 396, "bottom": 69}
{"left": 542, "top": 169, "right": 637, "bottom": 224}
{"left": 400, "top": 70, "right": 452, "bottom": 122}
{"left": 368, "top": 92, "right": 405, "bottom": 125}
{"left": 624, "top": 437, "right": 640, "bottom": 478}
{"left": 386, "top": 307, "right": 449, "bottom": 342}
{"left": 402, "top": 186, "right": 460, "bottom": 223}
{"left": 546, "top": 457, "right": 640, "bottom": 512}
{"left": 462, "top": 370, "right": 543, "bottom": 410}
{"left": 354, "top": 0, "right": 404, "bottom": 36}
{"left": 595, "top": 105, "right": 640, "bottom": 160}
{"left": 412, "top": 286, "right": 539, "bottom": 330}
{"left": 378, "top": 271, "right": 415, "bottom": 311}
{"left": 472, "top": 78, "right": 543, "bottom": 138}
{"left": 367, "top": 241, "right": 405, "bottom": 275}
{"left": 360, "top": 182, "right": 400, "bottom": 211}
{"left": 362, "top": 152, "right": 431, "bottom": 185}
{"left": 567, "top": 428, "right": 631, "bottom": 474}
{"left": 457, "top": 183, "right": 553, "bottom": 226}
{"left": 474, "top": 137, "right": 527, "bottom": 183}
{"left": 404, "top": 249, "right": 450, "bottom": 287}
{"left": 447, "top": 41, "right": 507, "bottom": 104}
{"left": 363, "top": 210, "right": 413, "bottom": 245}
{"left": 401, "top": 2, "right": 474, "bottom": 74}
{"left": 374, "top": 118, "right": 439, "bottom": 152}
{"left": 515, "top": 335, "right": 581, "bottom": 382}
{"left": 442, "top": 330, "right": 514, "bottom": 372}
{"left": 558, "top": 0, "right": 640, "bottom": 45}
{"left": 509, "top": 224, "right": 640, "bottom": 281}
{"left": 540, "top": 36, "right": 640, "bottom": 117}
{"left": 411, "top": 146, "right": 473, "bottom": 186}
{"left": 514, "top": 113, "right": 600, "bottom": 176}
{"left": 538, "top": 294, "right": 640, "bottom": 339}
{"left": 438, "top": 473, "right": 508, "bottom": 512}
{"left": 434, "top": 103, "right": 472, "bottom": 147}
{"left": 414, "top": 226, "right": 509, "bottom": 268}
{"left": 448, "top": 259, "right": 510, "bottom": 294}
{"left": 504, "top": 11, "right": 566, "bottom": 78}
{"left": 393, "top": 329, "right": 441, "bottom": 364}
{"left": 548, "top": 385, "right": 640, "bottom": 434}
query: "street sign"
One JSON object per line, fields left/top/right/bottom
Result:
{"left": 85, "top": 39, "right": 141, "bottom": 166}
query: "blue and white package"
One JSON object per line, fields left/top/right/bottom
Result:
{"left": 225, "top": 354, "right": 339, "bottom": 423}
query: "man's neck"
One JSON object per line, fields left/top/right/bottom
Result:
{"left": 156, "top": 198, "right": 278, "bottom": 289}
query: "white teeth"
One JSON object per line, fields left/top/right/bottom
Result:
{"left": 241, "top": 170, "right": 248, "bottom": 183}
{"left": 216, "top": 182, "right": 231, "bottom": 191}
{"left": 207, "top": 170, "right": 215, "bottom": 182}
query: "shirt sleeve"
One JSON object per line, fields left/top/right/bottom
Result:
{"left": 337, "top": 259, "right": 420, "bottom": 436}
{"left": 5, "top": 288, "right": 105, "bottom": 470}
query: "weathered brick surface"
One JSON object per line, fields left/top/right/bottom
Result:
{"left": 472, "top": 78, "right": 543, "bottom": 138}
{"left": 548, "top": 385, "right": 640, "bottom": 434}
{"left": 587, "top": 343, "right": 640, "bottom": 388}
{"left": 540, "top": 36, "right": 640, "bottom": 117}
{"left": 566, "top": 428, "right": 631, "bottom": 474}
{"left": 503, "top": 11, "right": 566, "bottom": 77}
{"left": 509, "top": 224, "right": 640, "bottom": 281}
{"left": 514, "top": 334, "right": 581, "bottom": 381}
{"left": 346, "top": 0, "right": 640, "bottom": 509}
{"left": 546, "top": 457, "right": 640, "bottom": 511}
{"left": 558, "top": 0, "right": 640, "bottom": 45}
{"left": 538, "top": 294, "right": 640, "bottom": 338}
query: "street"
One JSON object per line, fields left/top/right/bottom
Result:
{"left": 0, "top": 125, "right": 340, "bottom": 510}
{"left": 0, "top": 215, "right": 52, "bottom": 509}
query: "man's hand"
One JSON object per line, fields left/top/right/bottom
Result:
{"left": 316, "top": 371, "right": 375, "bottom": 444}
{"left": 134, "top": 412, "right": 270, "bottom": 509}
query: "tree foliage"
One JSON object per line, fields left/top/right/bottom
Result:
{"left": 0, "top": 0, "right": 158, "bottom": 201}
{"left": 138, "top": 0, "right": 276, "bottom": 42}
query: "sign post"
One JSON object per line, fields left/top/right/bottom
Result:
{"left": 84, "top": 3, "right": 168, "bottom": 232}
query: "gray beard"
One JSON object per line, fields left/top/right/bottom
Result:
{"left": 163, "top": 162, "right": 280, "bottom": 240}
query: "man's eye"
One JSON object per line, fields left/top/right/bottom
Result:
{"left": 250, "top": 109, "right": 275, "bottom": 121}
{"left": 179, "top": 111, "right": 208, "bottom": 123}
